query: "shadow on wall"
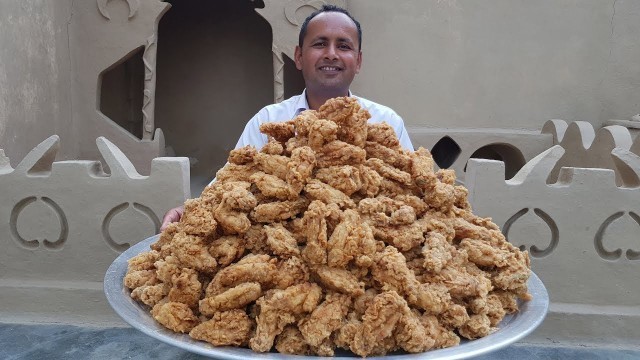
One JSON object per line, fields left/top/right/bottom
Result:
{"left": 99, "top": 0, "right": 309, "bottom": 184}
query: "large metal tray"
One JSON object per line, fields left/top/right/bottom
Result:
{"left": 104, "top": 234, "right": 549, "bottom": 359}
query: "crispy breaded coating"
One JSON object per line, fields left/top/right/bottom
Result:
{"left": 304, "top": 179, "right": 355, "bottom": 209}
{"left": 286, "top": 146, "right": 316, "bottom": 197}
{"left": 169, "top": 232, "right": 217, "bottom": 273}
{"left": 206, "top": 254, "right": 277, "bottom": 296}
{"left": 250, "top": 171, "right": 290, "bottom": 200}
{"left": 315, "top": 165, "right": 362, "bottom": 196}
{"left": 275, "top": 326, "right": 312, "bottom": 355}
{"left": 181, "top": 198, "right": 217, "bottom": 237}
{"left": 251, "top": 198, "right": 308, "bottom": 223}
{"left": 125, "top": 96, "right": 531, "bottom": 357}
{"left": 263, "top": 223, "right": 300, "bottom": 258}
{"left": 167, "top": 267, "right": 202, "bottom": 308}
{"left": 215, "top": 163, "right": 258, "bottom": 183}
{"left": 365, "top": 141, "right": 412, "bottom": 172}
{"left": 250, "top": 283, "right": 322, "bottom": 352}
{"left": 272, "top": 256, "right": 310, "bottom": 289}
{"left": 254, "top": 152, "right": 290, "bottom": 180}
{"left": 327, "top": 209, "right": 376, "bottom": 268}
{"left": 189, "top": 309, "right": 253, "bottom": 346}
{"left": 208, "top": 235, "right": 245, "bottom": 267}
{"left": 316, "top": 140, "right": 367, "bottom": 167}
{"left": 199, "top": 282, "right": 262, "bottom": 316}
{"left": 307, "top": 118, "right": 338, "bottom": 150}
{"left": 314, "top": 265, "right": 365, "bottom": 297}
{"left": 366, "top": 158, "right": 412, "bottom": 185}
{"left": 299, "top": 293, "right": 352, "bottom": 346}
{"left": 228, "top": 145, "right": 258, "bottom": 165}
{"left": 131, "top": 283, "right": 169, "bottom": 307}
{"left": 151, "top": 301, "right": 199, "bottom": 333}
{"left": 367, "top": 122, "right": 401, "bottom": 149}
{"left": 259, "top": 121, "right": 295, "bottom": 143}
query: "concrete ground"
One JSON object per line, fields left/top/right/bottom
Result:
{"left": 2, "top": 323, "right": 639, "bottom": 360}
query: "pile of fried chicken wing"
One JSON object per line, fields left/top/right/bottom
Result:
{"left": 124, "top": 97, "right": 532, "bottom": 357}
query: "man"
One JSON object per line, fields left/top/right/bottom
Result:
{"left": 161, "top": 5, "right": 413, "bottom": 229}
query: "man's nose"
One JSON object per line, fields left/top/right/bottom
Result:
{"left": 324, "top": 44, "right": 338, "bottom": 60}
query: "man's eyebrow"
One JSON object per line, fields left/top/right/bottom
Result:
{"left": 308, "top": 36, "right": 355, "bottom": 44}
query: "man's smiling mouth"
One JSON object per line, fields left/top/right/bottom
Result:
{"left": 319, "top": 66, "right": 341, "bottom": 71}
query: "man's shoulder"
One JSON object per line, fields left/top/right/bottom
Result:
{"left": 353, "top": 95, "right": 403, "bottom": 123}
{"left": 258, "top": 94, "right": 304, "bottom": 118}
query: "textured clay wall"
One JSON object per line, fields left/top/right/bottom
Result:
{"left": 349, "top": 0, "right": 640, "bottom": 130}
{"left": 0, "top": 0, "right": 74, "bottom": 162}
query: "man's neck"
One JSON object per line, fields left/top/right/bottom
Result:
{"left": 305, "top": 89, "right": 350, "bottom": 110}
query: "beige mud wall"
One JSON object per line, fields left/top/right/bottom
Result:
{"left": 348, "top": 0, "right": 640, "bottom": 130}
{"left": 0, "top": 1, "right": 74, "bottom": 161}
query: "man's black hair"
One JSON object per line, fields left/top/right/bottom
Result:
{"left": 298, "top": 5, "right": 362, "bottom": 51}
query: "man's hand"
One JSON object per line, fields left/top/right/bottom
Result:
{"left": 160, "top": 206, "right": 184, "bottom": 231}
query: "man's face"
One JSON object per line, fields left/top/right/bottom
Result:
{"left": 295, "top": 12, "right": 362, "bottom": 97}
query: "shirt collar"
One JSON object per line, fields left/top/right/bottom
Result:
{"left": 294, "top": 89, "right": 354, "bottom": 116}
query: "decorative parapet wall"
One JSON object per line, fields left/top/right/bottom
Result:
{"left": 0, "top": 136, "right": 189, "bottom": 324}
{"left": 409, "top": 128, "right": 554, "bottom": 184}
{"left": 70, "top": 0, "right": 171, "bottom": 174}
{"left": 542, "top": 120, "right": 635, "bottom": 186}
{"left": 465, "top": 136, "right": 640, "bottom": 345}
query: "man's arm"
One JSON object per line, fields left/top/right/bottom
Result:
{"left": 234, "top": 110, "right": 269, "bottom": 150}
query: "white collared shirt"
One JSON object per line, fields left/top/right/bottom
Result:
{"left": 235, "top": 89, "right": 414, "bottom": 151}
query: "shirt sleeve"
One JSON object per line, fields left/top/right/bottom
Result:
{"left": 234, "top": 109, "right": 269, "bottom": 150}
{"left": 390, "top": 112, "right": 415, "bottom": 151}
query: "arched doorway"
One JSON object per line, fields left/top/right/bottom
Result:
{"left": 155, "top": 0, "right": 274, "bottom": 195}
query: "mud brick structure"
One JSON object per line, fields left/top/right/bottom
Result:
{"left": 0, "top": 136, "right": 189, "bottom": 324}
{"left": 466, "top": 121, "right": 640, "bottom": 347}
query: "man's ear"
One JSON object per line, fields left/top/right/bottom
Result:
{"left": 356, "top": 50, "right": 362, "bottom": 74}
{"left": 294, "top": 46, "right": 303, "bottom": 70}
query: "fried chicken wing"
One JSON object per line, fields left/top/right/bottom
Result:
{"left": 228, "top": 145, "right": 258, "bottom": 165}
{"left": 301, "top": 200, "right": 329, "bottom": 266}
{"left": 190, "top": 309, "right": 253, "bottom": 346}
{"left": 286, "top": 146, "right": 316, "bottom": 197}
{"left": 151, "top": 301, "right": 199, "bottom": 333}
{"left": 367, "top": 122, "right": 401, "bottom": 149}
{"left": 365, "top": 141, "right": 412, "bottom": 172}
{"left": 205, "top": 254, "right": 276, "bottom": 295}
{"left": 314, "top": 165, "right": 362, "bottom": 196}
{"left": 250, "top": 283, "right": 323, "bottom": 352}
{"left": 168, "top": 267, "right": 202, "bottom": 308}
{"left": 315, "top": 265, "right": 365, "bottom": 297}
{"left": 299, "top": 293, "right": 352, "bottom": 346}
{"left": 127, "top": 96, "right": 532, "bottom": 357}
{"left": 251, "top": 198, "right": 309, "bottom": 223}
{"left": 263, "top": 223, "right": 300, "bottom": 258}
{"left": 304, "top": 179, "right": 355, "bottom": 208}
{"left": 259, "top": 121, "right": 295, "bottom": 143}
{"left": 254, "top": 152, "right": 290, "bottom": 180}
{"left": 316, "top": 140, "right": 367, "bottom": 167}
{"left": 199, "top": 282, "right": 262, "bottom": 315}
{"left": 250, "top": 171, "right": 290, "bottom": 200}
{"left": 327, "top": 209, "right": 376, "bottom": 268}
{"left": 179, "top": 198, "right": 217, "bottom": 237}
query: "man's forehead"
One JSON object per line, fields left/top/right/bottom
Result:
{"left": 307, "top": 12, "right": 358, "bottom": 38}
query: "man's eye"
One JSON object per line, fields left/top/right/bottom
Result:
{"left": 312, "top": 42, "right": 325, "bottom": 47}
{"left": 339, "top": 44, "right": 352, "bottom": 50}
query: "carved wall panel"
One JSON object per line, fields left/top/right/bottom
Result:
{"left": 67, "top": 0, "right": 171, "bottom": 174}
{"left": 0, "top": 135, "right": 189, "bottom": 283}
{"left": 466, "top": 145, "right": 640, "bottom": 308}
